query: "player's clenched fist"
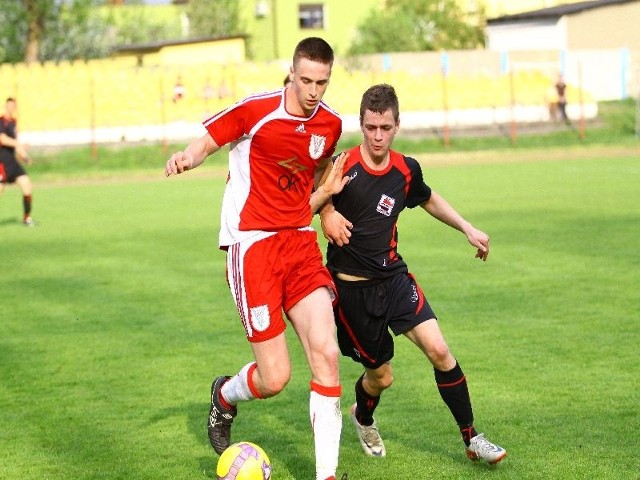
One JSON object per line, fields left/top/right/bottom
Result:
{"left": 165, "top": 152, "right": 194, "bottom": 176}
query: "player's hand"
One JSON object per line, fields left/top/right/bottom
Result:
{"left": 321, "top": 151, "right": 350, "bottom": 196}
{"left": 321, "top": 209, "right": 353, "bottom": 246}
{"left": 467, "top": 227, "right": 489, "bottom": 261}
{"left": 165, "top": 151, "right": 193, "bottom": 176}
{"left": 16, "top": 144, "right": 31, "bottom": 165}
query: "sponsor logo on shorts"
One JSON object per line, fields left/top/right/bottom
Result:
{"left": 250, "top": 305, "right": 270, "bottom": 332}
{"left": 410, "top": 284, "right": 419, "bottom": 303}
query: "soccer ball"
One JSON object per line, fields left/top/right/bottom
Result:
{"left": 216, "top": 441, "right": 272, "bottom": 480}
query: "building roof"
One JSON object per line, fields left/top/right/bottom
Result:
{"left": 113, "top": 35, "right": 247, "bottom": 55}
{"left": 487, "top": 0, "right": 638, "bottom": 24}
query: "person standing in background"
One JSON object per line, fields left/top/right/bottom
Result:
{"left": 0, "top": 97, "right": 35, "bottom": 226}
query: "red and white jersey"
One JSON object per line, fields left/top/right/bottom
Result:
{"left": 204, "top": 88, "right": 341, "bottom": 247}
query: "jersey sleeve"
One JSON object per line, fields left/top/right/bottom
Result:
{"left": 203, "top": 102, "right": 250, "bottom": 147}
{"left": 405, "top": 156, "right": 432, "bottom": 208}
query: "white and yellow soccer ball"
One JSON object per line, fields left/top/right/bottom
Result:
{"left": 216, "top": 441, "right": 272, "bottom": 480}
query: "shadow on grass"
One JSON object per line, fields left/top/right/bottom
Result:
{"left": 149, "top": 400, "right": 317, "bottom": 479}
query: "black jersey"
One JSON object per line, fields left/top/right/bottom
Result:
{"left": 326, "top": 145, "right": 431, "bottom": 279}
{"left": 0, "top": 115, "right": 17, "bottom": 164}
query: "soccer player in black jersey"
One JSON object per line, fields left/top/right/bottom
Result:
{"left": 0, "top": 97, "right": 35, "bottom": 226}
{"left": 319, "top": 84, "right": 506, "bottom": 464}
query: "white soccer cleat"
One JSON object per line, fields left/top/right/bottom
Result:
{"left": 350, "top": 404, "right": 386, "bottom": 457}
{"left": 466, "top": 433, "right": 506, "bottom": 464}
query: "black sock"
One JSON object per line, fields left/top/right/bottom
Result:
{"left": 354, "top": 373, "right": 379, "bottom": 427}
{"left": 434, "top": 362, "right": 476, "bottom": 446}
{"left": 23, "top": 194, "right": 32, "bottom": 218}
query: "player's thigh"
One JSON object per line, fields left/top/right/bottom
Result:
{"left": 288, "top": 287, "right": 339, "bottom": 385}
{"left": 404, "top": 320, "right": 455, "bottom": 369}
{"left": 288, "top": 286, "right": 336, "bottom": 352}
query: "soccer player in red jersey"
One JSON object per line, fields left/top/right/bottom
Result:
{"left": 321, "top": 84, "right": 506, "bottom": 465}
{"left": 0, "top": 97, "right": 35, "bottom": 226}
{"left": 165, "top": 37, "right": 348, "bottom": 480}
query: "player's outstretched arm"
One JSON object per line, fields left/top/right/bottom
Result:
{"left": 165, "top": 134, "right": 219, "bottom": 177}
{"left": 422, "top": 191, "right": 489, "bottom": 261}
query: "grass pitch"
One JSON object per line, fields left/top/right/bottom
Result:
{"left": 0, "top": 146, "right": 638, "bottom": 479}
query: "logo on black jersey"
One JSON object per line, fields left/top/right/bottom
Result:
{"left": 376, "top": 194, "right": 395, "bottom": 216}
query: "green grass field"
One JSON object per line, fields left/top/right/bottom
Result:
{"left": 1, "top": 142, "right": 639, "bottom": 479}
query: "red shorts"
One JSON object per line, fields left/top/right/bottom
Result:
{"left": 226, "top": 229, "right": 336, "bottom": 343}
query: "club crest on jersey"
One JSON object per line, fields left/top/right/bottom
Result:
{"left": 376, "top": 194, "right": 395, "bottom": 216}
{"left": 308, "top": 134, "right": 326, "bottom": 160}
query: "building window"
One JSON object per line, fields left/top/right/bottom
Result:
{"left": 299, "top": 4, "right": 324, "bottom": 29}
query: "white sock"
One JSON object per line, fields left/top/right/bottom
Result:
{"left": 221, "top": 362, "right": 259, "bottom": 405}
{"left": 309, "top": 383, "right": 342, "bottom": 480}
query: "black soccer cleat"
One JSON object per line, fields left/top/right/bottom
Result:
{"left": 207, "top": 375, "right": 237, "bottom": 455}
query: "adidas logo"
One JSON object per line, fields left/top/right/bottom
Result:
{"left": 295, "top": 123, "right": 306, "bottom": 133}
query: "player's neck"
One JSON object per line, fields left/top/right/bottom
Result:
{"left": 359, "top": 145, "right": 389, "bottom": 170}
{"left": 284, "top": 88, "right": 312, "bottom": 118}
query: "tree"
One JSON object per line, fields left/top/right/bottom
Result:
{"left": 348, "top": 0, "right": 485, "bottom": 55}
{"left": 0, "top": 0, "right": 111, "bottom": 64}
{"left": 186, "top": 0, "right": 243, "bottom": 38}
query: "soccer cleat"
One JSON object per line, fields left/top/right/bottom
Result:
{"left": 465, "top": 433, "right": 506, "bottom": 464}
{"left": 325, "top": 474, "right": 348, "bottom": 480}
{"left": 207, "top": 376, "right": 237, "bottom": 455}
{"left": 350, "top": 403, "right": 386, "bottom": 457}
{"left": 23, "top": 216, "right": 36, "bottom": 227}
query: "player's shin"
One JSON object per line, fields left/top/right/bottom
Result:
{"left": 309, "top": 382, "right": 342, "bottom": 480}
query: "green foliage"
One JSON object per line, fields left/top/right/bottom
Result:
{"left": 0, "top": 1, "right": 186, "bottom": 63}
{"left": 0, "top": 0, "right": 112, "bottom": 63}
{"left": 598, "top": 98, "right": 637, "bottom": 135}
{"left": 349, "top": 0, "right": 484, "bottom": 55}
{"left": 186, "top": 0, "right": 243, "bottom": 38}
{"left": 97, "top": 4, "right": 184, "bottom": 47}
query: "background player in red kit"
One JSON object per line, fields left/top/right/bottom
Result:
{"left": 320, "top": 84, "right": 506, "bottom": 464}
{"left": 0, "top": 97, "right": 35, "bottom": 226}
{"left": 165, "top": 37, "right": 348, "bottom": 480}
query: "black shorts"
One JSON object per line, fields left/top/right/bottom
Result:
{"left": 333, "top": 272, "right": 436, "bottom": 369}
{"left": 0, "top": 158, "right": 26, "bottom": 184}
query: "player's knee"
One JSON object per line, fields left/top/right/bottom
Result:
{"left": 376, "top": 372, "right": 394, "bottom": 391}
{"left": 259, "top": 374, "right": 290, "bottom": 398}
{"left": 427, "top": 341, "right": 451, "bottom": 366}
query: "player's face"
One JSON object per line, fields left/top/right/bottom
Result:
{"left": 289, "top": 58, "right": 332, "bottom": 116}
{"left": 5, "top": 100, "right": 17, "bottom": 116}
{"left": 361, "top": 109, "right": 398, "bottom": 163}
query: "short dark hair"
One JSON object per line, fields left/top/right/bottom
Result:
{"left": 6, "top": 97, "right": 16, "bottom": 103}
{"left": 283, "top": 74, "right": 291, "bottom": 86}
{"left": 293, "top": 37, "right": 334, "bottom": 67}
{"left": 359, "top": 84, "right": 399, "bottom": 124}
